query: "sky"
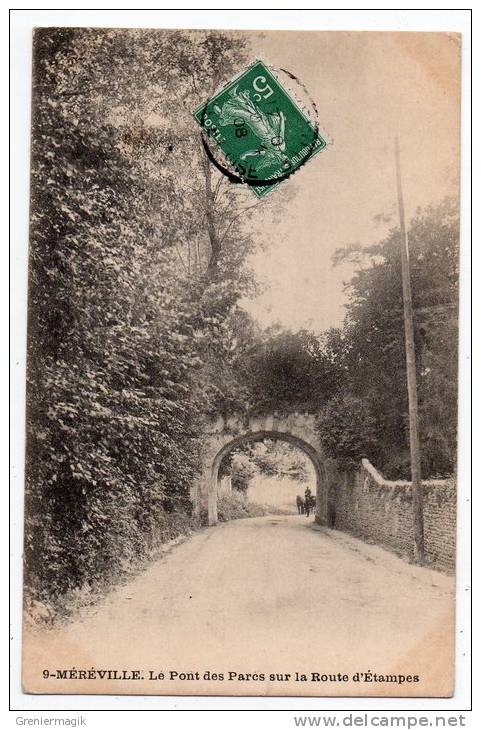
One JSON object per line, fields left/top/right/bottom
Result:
{"left": 237, "top": 31, "right": 460, "bottom": 333}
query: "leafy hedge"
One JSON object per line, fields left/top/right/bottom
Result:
{"left": 317, "top": 199, "right": 459, "bottom": 479}
{"left": 24, "top": 28, "right": 252, "bottom": 611}
{"left": 217, "top": 493, "right": 283, "bottom": 522}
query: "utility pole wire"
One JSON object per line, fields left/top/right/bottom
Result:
{"left": 395, "top": 136, "right": 425, "bottom": 565}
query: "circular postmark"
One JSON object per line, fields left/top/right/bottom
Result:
{"left": 196, "top": 62, "right": 325, "bottom": 195}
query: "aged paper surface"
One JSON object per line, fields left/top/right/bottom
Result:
{"left": 22, "top": 28, "right": 460, "bottom": 696}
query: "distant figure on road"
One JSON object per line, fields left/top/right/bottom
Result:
{"left": 296, "top": 495, "right": 304, "bottom": 515}
{"left": 304, "top": 487, "right": 315, "bottom": 517}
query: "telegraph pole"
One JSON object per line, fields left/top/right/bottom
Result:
{"left": 395, "top": 136, "right": 425, "bottom": 564}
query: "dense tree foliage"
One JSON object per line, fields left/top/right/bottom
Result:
{"left": 24, "top": 27, "right": 459, "bottom": 616}
{"left": 317, "top": 199, "right": 459, "bottom": 478}
{"left": 230, "top": 327, "right": 345, "bottom": 414}
{"left": 226, "top": 200, "right": 459, "bottom": 479}
{"left": 249, "top": 440, "right": 310, "bottom": 481}
{"left": 24, "top": 28, "right": 278, "bottom": 609}
{"left": 219, "top": 439, "right": 311, "bottom": 492}
{"left": 316, "top": 395, "right": 380, "bottom": 471}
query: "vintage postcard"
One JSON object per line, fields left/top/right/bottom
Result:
{"left": 22, "top": 28, "right": 461, "bottom": 696}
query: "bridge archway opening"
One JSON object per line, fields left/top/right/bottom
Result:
{"left": 209, "top": 430, "right": 324, "bottom": 525}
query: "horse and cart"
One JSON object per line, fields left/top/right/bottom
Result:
{"left": 296, "top": 488, "right": 315, "bottom": 517}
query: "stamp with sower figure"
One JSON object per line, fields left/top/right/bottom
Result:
{"left": 194, "top": 60, "right": 327, "bottom": 198}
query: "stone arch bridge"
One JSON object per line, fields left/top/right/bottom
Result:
{"left": 192, "top": 412, "right": 327, "bottom": 526}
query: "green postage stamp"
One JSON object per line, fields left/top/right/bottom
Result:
{"left": 193, "top": 60, "right": 327, "bottom": 198}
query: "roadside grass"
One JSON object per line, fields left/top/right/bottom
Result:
{"left": 24, "top": 493, "right": 293, "bottom": 629}
{"left": 217, "top": 491, "right": 291, "bottom": 522}
{"left": 24, "top": 510, "right": 201, "bottom": 629}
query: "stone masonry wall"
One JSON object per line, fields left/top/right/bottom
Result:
{"left": 329, "top": 459, "right": 456, "bottom": 572}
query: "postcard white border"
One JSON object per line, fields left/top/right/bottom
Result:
{"left": 8, "top": 6, "right": 473, "bottom": 722}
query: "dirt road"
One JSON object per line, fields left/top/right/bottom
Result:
{"left": 23, "top": 515, "right": 455, "bottom": 696}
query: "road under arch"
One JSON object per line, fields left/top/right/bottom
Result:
{"left": 193, "top": 413, "right": 327, "bottom": 525}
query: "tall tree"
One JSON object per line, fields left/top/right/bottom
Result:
{"left": 327, "top": 198, "right": 459, "bottom": 477}
{"left": 234, "top": 327, "right": 346, "bottom": 414}
{"left": 25, "top": 28, "right": 279, "bottom": 608}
